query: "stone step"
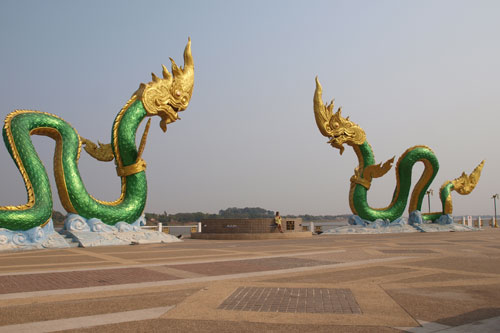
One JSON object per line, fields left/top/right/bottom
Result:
{"left": 58, "top": 232, "right": 81, "bottom": 247}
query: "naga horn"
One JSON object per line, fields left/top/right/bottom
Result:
{"left": 183, "top": 37, "right": 194, "bottom": 75}
{"left": 172, "top": 37, "right": 194, "bottom": 100}
{"left": 313, "top": 77, "right": 333, "bottom": 138}
{"left": 313, "top": 76, "right": 324, "bottom": 118}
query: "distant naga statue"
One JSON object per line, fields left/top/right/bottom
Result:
{"left": 0, "top": 39, "right": 194, "bottom": 231}
{"left": 313, "top": 77, "right": 483, "bottom": 222}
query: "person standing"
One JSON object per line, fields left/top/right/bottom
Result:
{"left": 275, "top": 211, "right": 284, "bottom": 233}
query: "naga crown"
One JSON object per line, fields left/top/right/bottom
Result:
{"left": 313, "top": 77, "right": 366, "bottom": 154}
{"left": 136, "top": 38, "right": 194, "bottom": 132}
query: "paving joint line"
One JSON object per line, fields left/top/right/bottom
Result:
{"left": 378, "top": 283, "right": 420, "bottom": 327}
{"left": 389, "top": 263, "right": 500, "bottom": 279}
{"left": 0, "top": 249, "right": 347, "bottom": 277}
{"left": 0, "top": 256, "right": 414, "bottom": 301}
{"left": 0, "top": 261, "right": 114, "bottom": 271}
{"left": 0, "top": 305, "right": 175, "bottom": 332}
{"left": 65, "top": 248, "right": 140, "bottom": 265}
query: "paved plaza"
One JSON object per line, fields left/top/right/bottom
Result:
{"left": 0, "top": 229, "right": 500, "bottom": 332}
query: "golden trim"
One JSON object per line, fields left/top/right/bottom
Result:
{"left": 350, "top": 157, "right": 394, "bottom": 190}
{"left": 0, "top": 110, "right": 82, "bottom": 212}
{"left": 40, "top": 218, "right": 51, "bottom": 228}
{"left": 137, "top": 118, "right": 151, "bottom": 159}
{"left": 85, "top": 95, "right": 139, "bottom": 207}
{"left": 114, "top": 118, "right": 151, "bottom": 177}
{"left": 116, "top": 158, "right": 147, "bottom": 177}
{"left": 408, "top": 157, "right": 434, "bottom": 212}
{"left": 350, "top": 172, "right": 372, "bottom": 189}
{"left": 113, "top": 95, "right": 137, "bottom": 170}
{"left": 348, "top": 145, "right": 365, "bottom": 215}
{"left": 392, "top": 145, "right": 433, "bottom": 213}
{"left": 441, "top": 181, "right": 453, "bottom": 214}
{"left": 81, "top": 138, "right": 114, "bottom": 162}
{"left": 352, "top": 145, "right": 434, "bottom": 213}
{"left": 1, "top": 110, "right": 35, "bottom": 211}
{"left": 30, "top": 127, "right": 77, "bottom": 213}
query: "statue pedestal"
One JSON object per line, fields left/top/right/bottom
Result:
{"left": 192, "top": 218, "right": 312, "bottom": 240}
{"left": 64, "top": 230, "right": 181, "bottom": 247}
{"left": 61, "top": 214, "right": 182, "bottom": 247}
{"left": 0, "top": 220, "right": 70, "bottom": 252}
{"left": 0, "top": 231, "right": 69, "bottom": 252}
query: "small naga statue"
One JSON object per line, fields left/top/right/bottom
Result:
{"left": 313, "top": 77, "right": 484, "bottom": 222}
{"left": 0, "top": 39, "right": 194, "bottom": 231}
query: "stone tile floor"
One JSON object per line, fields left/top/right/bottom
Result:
{"left": 0, "top": 267, "right": 179, "bottom": 294}
{"left": 0, "top": 229, "right": 499, "bottom": 332}
{"left": 218, "top": 286, "right": 361, "bottom": 314}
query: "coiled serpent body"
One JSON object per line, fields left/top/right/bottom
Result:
{"left": 0, "top": 40, "right": 194, "bottom": 231}
{"left": 314, "top": 78, "right": 484, "bottom": 222}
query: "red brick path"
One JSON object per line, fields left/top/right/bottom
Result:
{"left": 169, "top": 257, "right": 334, "bottom": 276}
{"left": 0, "top": 268, "right": 178, "bottom": 294}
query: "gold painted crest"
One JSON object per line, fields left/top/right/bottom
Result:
{"left": 313, "top": 77, "right": 366, "bottom": 154}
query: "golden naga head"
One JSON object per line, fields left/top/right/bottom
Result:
{"left": 136, "top": 38, "right": 194, "bottom": 132}
{"left": 451, "top": 160, "right": 485, "bottom": 195}
{"left": 313, "top": 77, "right": 366, "bottom": 154}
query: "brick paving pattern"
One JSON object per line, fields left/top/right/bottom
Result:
{"left": 396, "top": 242, "right": 447, "bottom": 246}
{"left": 445, "top": 240, "right": 481, "bottom": 243}
{"left": 379, "top": 249, "right": 436, "bottom": 254}
{"left": 169, "top": 257, "right": 335, "bottom": 276}
{"left": 218, "top": 287, "right": 362, "bottom": 314}
{"left": 0, "top": 268, "right": 179, "bottom": 294}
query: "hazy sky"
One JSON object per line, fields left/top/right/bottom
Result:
{"left": 0, "top": 0, "right": 499, "bottom": 217}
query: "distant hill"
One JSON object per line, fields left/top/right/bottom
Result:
{"left": 143, "top": 207, "right": 352, "bottom": 224}
{"left": 50, "top": 208, "right": 495, "bottom": 226}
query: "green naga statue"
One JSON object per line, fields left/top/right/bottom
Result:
{"left": 313, "top": 77, "right": 484, "bottom": 222}
{"left": 0, "top": 39, "right": 194, "bottom": 231}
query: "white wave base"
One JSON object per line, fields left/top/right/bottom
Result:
{"left": 0, "top": 220, "right": 69, "bottom": 251}
{"left": 321, "top": 211, "right": 478, "bottom": 235}
{"left": 63, "top": 214, "right": 181, "bottom": 247}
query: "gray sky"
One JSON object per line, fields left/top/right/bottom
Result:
{"left": 0, "top": 0, "right": 499, "bottom": 217}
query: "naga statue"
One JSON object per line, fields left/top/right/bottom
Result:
{"left": 313, "top": 77, "right": 484, "bottom": 222}
{"left": 1, "top": 39, "right": 194, "bottom": 232}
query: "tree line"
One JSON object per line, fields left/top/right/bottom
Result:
{"left": 145, "top": 207, "right": 275, "bottom": 223}
{"left": 144, "top": 207, "right": 350, "bottom": 223}
{"left": 51, "top": 207, "right": 350, "bottom": 226}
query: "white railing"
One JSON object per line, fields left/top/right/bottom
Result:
{"left": 142, "top": 222, "right": 202, "bottom": 234}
